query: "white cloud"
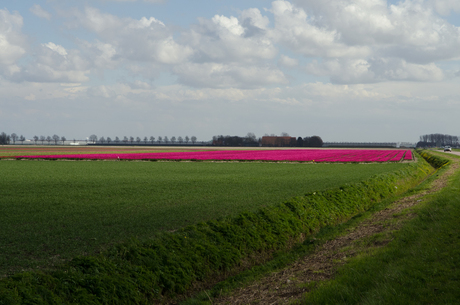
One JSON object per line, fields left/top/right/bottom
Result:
{"left": 278, "top": 55, "right": 299, "bottom": 68}
{"left": 174, "top": 62, "right": 288, "bottom": 89}
{"left": 43, "top": 42, "right": 67, "bottom": 56}
{"left": 184, "top": 8, "right": 276, "bottom": 65}
{"left": 70, "top": 7, "right": 192, "bottom": 65}
{"left": 30, "top": 4, "right": 52, "bottom": 20}
{"left": 270, "top": 0, "right": 371, "bottom": 58}
{"left": 289, "top": 0, "right": 460, "bottom": 63}
{"left": 427, "top": 0, "right": 460, "bottom": 15}
{"left": 0, "top": 9, "right": 27, "bottom": 77}
{"left": 15, "top": 43, "right": 90, "bottom": 83}
{"left": 306, "top": 58, "right": 445, "bottom": 84}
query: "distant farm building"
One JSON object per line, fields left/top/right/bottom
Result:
{"left": 261, "top": 136, "right": 296, "bottom": 147}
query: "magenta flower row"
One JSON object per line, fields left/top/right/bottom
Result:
{"left": 18, "top": 149, "right": 413, "bottom": 162}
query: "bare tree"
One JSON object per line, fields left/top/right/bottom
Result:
{"left": 33, "top": 135, "right": 38, "bottom": 144}
{"left": 171, "top": 136, "right": 176, "bottom": 143}
{"left": 11, "top": 133, "right": 18, "bottom": 144}
{"left": 19, "top": 135, "right": 26, "bottom": 144}
{"left": 61, "top": 136, "right": 66, "bottom": 145}
{"left": 178, "top": 136, "right": 183, "bottom": 144}
{"left": 185, "top": 136, "right": 190, "bottom": 144}
{"left": 150, "top": 136, "right": 155, "bottom": 144}
{"left": 129, "top": 136, "right": 134, "bottom": 144}
{"left": 115, "top": 136, "right": 120, "bottom": 143}
{"left": 164, "top": 136, "right": 169, "bottom": 143}
{"left": 52, "top": 134, "right": 60, "bottom": 145}
{"left": 123, "top": 136, "right": 128, "bottom": 144}
{"left": 157, "top": 136, "right": 162, "bottom": 143}
{"left": 0, "top": 132, "right": 10, "bottom": 145}
{"left": 143, "top": 136, "right": 148, "bottom": 144}
{"left": 40, "top": 136, "right": 45, "bottom": 145}
{"left": 107, "top": 137, "right": 112, "bottom": 144}
{"left": 46, "top": 136, "right": 52, "bottom": 145}
{"left": 281, "top": 132, "right": 290, "bottom": 137}
{"left": 136, "top": 137, "right": 141, "bottom": 144}
{"left": 99, "top": 136, "right": 106, "bottom": 143}
{"left": 191, "top": 136, "right": 197, "bottom": 144}
{"left": 89, "top": 134, "right": 98, "bottom": 143}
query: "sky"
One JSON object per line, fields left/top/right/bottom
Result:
{"left": 1, "top": 0, "right": 460, "bottom": 143}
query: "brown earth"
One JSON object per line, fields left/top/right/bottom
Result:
{"left": 211, "top": 151, "right": 458, "bottom": 305}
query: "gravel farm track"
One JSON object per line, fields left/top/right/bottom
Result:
{"left": 205, "top": 150, "right": 458, "bottom": 305}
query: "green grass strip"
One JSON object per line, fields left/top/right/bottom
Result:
{"left": 0, "top": 154, "right": 434, "bottom": 304}
{"left": 299, "top": 150, "right": 460, "bottom": 304}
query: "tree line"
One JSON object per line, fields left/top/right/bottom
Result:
{"left": 211, "top": 133, "right": 323, "bottom": 147}
{"left": 416, "top": 133, "right": 459, "bottom": 147}
{"left": 0, "top": 133, "right": 67, "bottom": 145}
{"left": 88, "top": 135, "right": 198, "bottom": 144}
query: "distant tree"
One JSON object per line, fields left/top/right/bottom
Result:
{"left": 171, "top": 136, "right": 176, "bottom": 143}
{"left": 136, "top": 137, "right": 141, "bottom": 144}
{"left": 246, "top": 132, "right": 257, "bottom": 143}
{"left": 185, "top": 136, "right": 190, "bottom": 144}
{"left": 129, "top": 136, "right": 134, "bottom": 144}
{"left": 46, "top": 136, "right": 52, "bottom": 145}
{"left": 99, "top": 136, "right": 105, "bottom": 143}
{"left": 11, "top": 133, "right": 18, "bottom": 144}
{"left": 143, "top": 136, "right": 148, "bottom": 144}
{"left": 33, "top": 135, "right": 38, "bottom": 144}
{"left": 191, "top": 136, "right": 197, "bottom": 144}
{"left": 418, "top": 133, "right": 459, "bottom": 147}
{"left": 52, "top": 134, "right": 60, "bottom": 145}
{"left": 61, "top": 136, "right": 66, "bottom": 145}
{"left": 157, "top": 136, "right": 162, "bottom": 143}
{"left": 0, "top": 132, "right": 10, "bottom": 145}
{"left": 115, "top": 136, "right": 120, "bottom": 143}
{"left": 281, "top": 132, "right": 290, "bottom": 137}
{"left": 309, "top": 135, "right": 323, "bottom": 147}
{"left": 178, "top": 136, "right": 183, "bottom": 144}
{"left": 40, "top": 135, "right": 45, "bottom": 145}
{"left": 123, "top": 136, "right": 128, "bottom": 144}
{"left": 150, "top": 136, "right": 155, "bottom": 144}
{"left": 164, "top": 136, "right": 169, "bottom": 143}
{"left": 19, "top": 135, "right": 26, "bottom": 144}
{"left": 89, "top": 134, "right": 98, "bottom": 143}
{"left": 296, "top": 137, "right": 304, "bottom": 147}
{"left": 107, "top": 137, "right": 112, "bottom": 144}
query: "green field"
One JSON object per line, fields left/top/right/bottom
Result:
{"left": 0, "top": 160, "right": 409, "bottom": 278}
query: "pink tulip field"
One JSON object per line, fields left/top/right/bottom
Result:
{"left": 18, "top": 149, "right": 413, "bottom": 162}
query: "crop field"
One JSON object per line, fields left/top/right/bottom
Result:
{"left": 0, "top": 148, "right": 411, "bottom": 278}
{"left": 15, "top": 148, "right": 412, "bottom": 162}
{"left": 0, "top": 146, "right": 200, "bottom": 158}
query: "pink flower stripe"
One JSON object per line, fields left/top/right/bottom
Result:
{"left": 17, "top": 149, "right": 413, "bottom": 162}
{"left": 404, "top": 150, "right": 413, "bottom": 160}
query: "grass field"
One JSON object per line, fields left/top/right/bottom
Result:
{"left": 0, "top": 159, "right": 409, "bottom": 278}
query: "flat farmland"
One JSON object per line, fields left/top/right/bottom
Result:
{"left": 0, "top": 158, "right": 409, "bottom": 278}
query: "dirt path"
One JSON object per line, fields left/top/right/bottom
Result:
{"left": 212, "top": 153, "right": 459, "bottom": 304}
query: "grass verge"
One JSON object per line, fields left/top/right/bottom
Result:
{"left": 298, "top": 150, "right": 460, "bottom": 304}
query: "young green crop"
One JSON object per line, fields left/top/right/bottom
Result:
{"left": 0, "top": 160, "right": 408, "bottom": 277}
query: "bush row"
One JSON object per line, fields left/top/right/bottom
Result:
{"left": 416, "top": 149, "right": 450, "bottom": 169}
{"left": 0, "top": 153, "right": 437, "bottom": 305}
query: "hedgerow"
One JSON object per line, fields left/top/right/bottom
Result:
{"left": 0, "top": 152, "right": 437, "bottom": 304}
{"left": 416, "top": 149, "right": 450, "bottom": 168}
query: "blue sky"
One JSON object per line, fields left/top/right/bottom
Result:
{"left": 2, "top": 0, "right": 460, "bottom": 142}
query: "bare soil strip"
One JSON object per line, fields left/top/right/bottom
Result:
{"left": 212, "top": 152, "right": 457, "bottom": 305}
